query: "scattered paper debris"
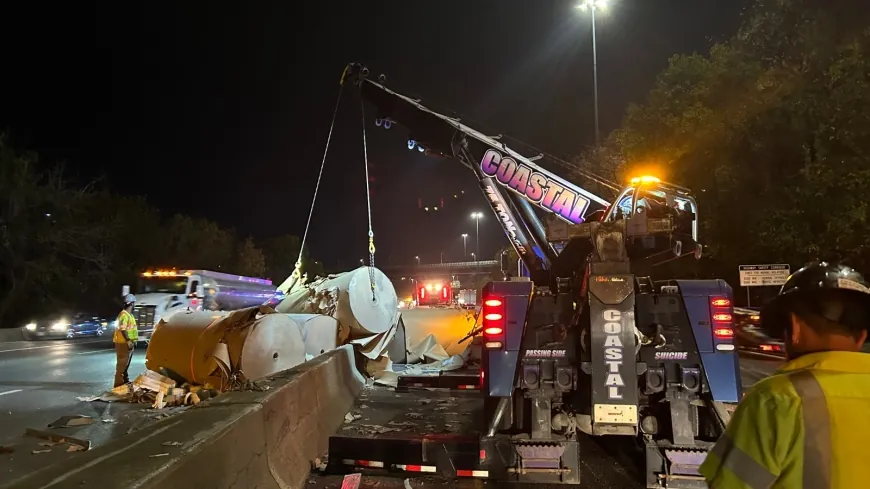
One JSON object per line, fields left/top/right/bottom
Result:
{"left": 25, "top": 428, "right": 90, "bottom": 451}
{"left": 344, "top": 412, "right": 362, "bottom": 423}
{"left": 149, "top": 453, "right": 169, "bottom": 458}
{"left": 66, "top": 445, "right": 85, "bottom": 452}
{"left": 340, "top": 473, "right": 362, "bottom": 489}
{"left": 102, "top": 418, "right": 117, "bottom": 424}
{"left": 404, "top": 478, "right": 413, "bottom": 489}
{"left": 31, "top": 449, "right": 51, "bottom": 454}
{"left": 48, "top": 415, "right": 94, "bottom": 428}
{"left": 161, "top": 441, "right": 182, "bottom": 447}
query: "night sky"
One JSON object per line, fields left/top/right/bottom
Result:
{"left": 0, "top": 1, "right": 751, "bottom": 271}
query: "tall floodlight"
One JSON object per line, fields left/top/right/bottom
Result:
{"left": 577, "top": 0, "right": 608, "bottom": 145}
{"left": 461, "top": 233, "right": 469, "bottom": 259}
{"left": 470, "top": 212, "right": 484, "bottom": 259}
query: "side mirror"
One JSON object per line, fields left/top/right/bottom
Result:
{"left": 196, "top": 285, "right": 204, "bottom": 297}
{"left": 121, "top": 285, "right": 130, "bottom": 296}
{"left": 694, "top": 244, "right": 703, "bottom": 260}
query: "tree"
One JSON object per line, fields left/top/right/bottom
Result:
{"left": 613, "top": 0, "right": 870, "bottom": 281}
{"left": 0, "top": 136, "right": 111, "bottom": 326}
{"left": 234, "top": 237, "right": 266, "bottom": 277}
{"left": 159, "top": 215, "right": 235, "bottom": 271}
{"left": 260, "top": 234, "right": 322, "bottom": 283}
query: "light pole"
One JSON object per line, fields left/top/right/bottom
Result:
{"left": 577, "top": 0, "right": 607, "bottom": 145}
{"left": 415, "top": 255, "right": 420, "bottom": 266}
{"left": 461, "top": 233, "right": 468, "bottom": 259}
{"left": 471, "top": 252, "right": 476, "bottom": 262}
{"left": 470, "top": 212, "right": 483, "bottom": 260}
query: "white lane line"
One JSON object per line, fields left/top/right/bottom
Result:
{"left": 0, "top": 339, "right": 104, "bottom": 354}
{"left": 77, "top": 349, "right": 113, "bottom": 355}
{"left": 0, "top": 389, "right": 23, "bottom": 396}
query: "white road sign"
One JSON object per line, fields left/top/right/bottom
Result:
{"left": 739, "top": 264, "right": 791, "bottom": 287}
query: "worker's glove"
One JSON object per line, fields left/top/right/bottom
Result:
{"left": 126, "top": 341, "right": 134, "bottom": 350}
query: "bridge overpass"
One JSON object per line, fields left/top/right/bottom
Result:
{"left": 379, "top": 260, "right": 500, "bottom": 279}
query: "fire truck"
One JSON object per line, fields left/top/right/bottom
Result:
{"left": 325, "top": 64, "right": 742, "bottom": 488}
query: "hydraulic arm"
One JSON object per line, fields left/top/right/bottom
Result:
{"left": 346, "top": 63, "right": 616, "bottom": 284}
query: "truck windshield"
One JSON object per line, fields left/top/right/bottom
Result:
{"left": 137, "top": 276, "right": 188, "bottom": 295}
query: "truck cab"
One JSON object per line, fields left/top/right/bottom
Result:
{"left": 123, "top": 270, "right": 204, "bottom": 344}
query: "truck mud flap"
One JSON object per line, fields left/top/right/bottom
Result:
{"left": 327, "top": 433, "right": 487, "bottom": 479}
{"left": 395, "top": 373, "right": 480, "bottom": 392}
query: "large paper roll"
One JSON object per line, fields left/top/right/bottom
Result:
{"left": 238, "top": 313, "right": 305, "bottom": 380}
{"left": 286, "top": 314, "right": 341, "bottom": 357}
{"left": 275, "top": 266, "right": 398, "bottom": 337}
{"left": 145, "top": 306, "right": 307, "bottom": 386}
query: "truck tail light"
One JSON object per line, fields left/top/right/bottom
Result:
{"left": 710, "top": 296, "right": 734, "bottom": 342}
{"left": 419, "top": 287, "right": 426, "bottom": 299}
{"left": 442, "top": 287, "right": 448, "bottom": 300}
{"left": 713, "top": 327, "right": 734, "bottom": 338}
{"left": 482, "top": 295, "right": 505, "bottom": 348}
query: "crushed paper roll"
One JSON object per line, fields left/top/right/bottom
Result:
{"left": 275, "top": 266, "right": 398, "bottom": 337}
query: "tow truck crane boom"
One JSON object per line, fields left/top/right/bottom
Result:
{"left": 340, "top": 64, "right": 740, "bottom": 488}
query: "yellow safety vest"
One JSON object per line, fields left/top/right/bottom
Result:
{"left": 113, "top": 309, "right": 138, "bottom": 343}
{"left": 700, "top": 350, "right": 870, "bottom": 488}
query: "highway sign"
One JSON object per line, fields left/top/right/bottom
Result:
{"left": 739, "top": 264, "right": 790, "bottom": 287}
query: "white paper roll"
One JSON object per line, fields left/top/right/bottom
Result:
{"left": 239, "top": 313, "right": 306, "bottom": 381}
{"left": 286, "top": 313, "right": 341, "bottom": 357}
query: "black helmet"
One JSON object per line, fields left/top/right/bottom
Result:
{"left": 760, "top": 261, "right": 870, "bottom": 337}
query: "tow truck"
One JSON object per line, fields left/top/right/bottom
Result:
{"left": 326, "top": 64, "right": 742, "bottom": 488}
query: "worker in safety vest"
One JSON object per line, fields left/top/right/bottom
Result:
{"left": 113, "top": 293, "right": 139, "bottom": 387}
{"left": 700, "top": 262, "right": 870, "bottom": 488}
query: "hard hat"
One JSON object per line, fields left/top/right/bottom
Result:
{"left": 124, "top": 294, "right": 136, "bottom": 304}
{"left": 760, "top": 262, "right": 870, "bottom": 336}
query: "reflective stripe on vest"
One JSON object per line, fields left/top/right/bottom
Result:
{"left": 789, "top": 370, "right": 832, "bottom": 489}
{"left": 709, "top": 435, "right": 776, "bottom": 489}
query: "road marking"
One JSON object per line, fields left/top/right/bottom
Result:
{"left": 0, "top": 339, "right": 105, "bottom": 354}
{"left": 0, "top": 389, "right": 23, "bottom": 397}
{"left": 77, "top": 349, "right": 113, "bottom": 355}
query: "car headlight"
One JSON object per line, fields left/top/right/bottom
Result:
{"left": 51, "top": 321, "right": 70, "bottom": 332}
{"left": 25, "top": 323, "right": 36, "bottom": 331}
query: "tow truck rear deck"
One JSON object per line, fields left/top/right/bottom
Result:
{"left": 320, "top": 373, "right": 643, "bottom": 489}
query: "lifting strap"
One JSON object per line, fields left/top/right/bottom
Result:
{"left": 283, "top": 66, "right": 348, "bottom": 293}
{"left": 360, "top": 99, "right": 377, "bottom": 301}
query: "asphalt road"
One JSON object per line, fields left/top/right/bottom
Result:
{"left": 0, "top": 338, "right": 154, "bottom": 486}
{"left": 0, "top": 309, "right": 783, "bottom": 488}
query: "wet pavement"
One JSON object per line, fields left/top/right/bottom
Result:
{"left": 0, "top": 338, "right": 160, "bottom": 486}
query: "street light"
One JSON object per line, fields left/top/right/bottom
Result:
{"left": 577, "top": 0, "right": 608, "bottom": 145}
{"left": 415, "top": 256, "right": 420, "bottom": 266}
{"left": 461, "top": 233, "right": 469, "bottom": 259}
{"left": 470, "top": 212, "right": 484, "bottom": 259}
{"left": 471, "top": 252, "right": 476, "bottom": 262}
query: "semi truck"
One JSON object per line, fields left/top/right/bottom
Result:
{"left": 321, "top": 64, "right": 743, "bottom": 488}
{"left": 121, "top": 269, "right": 278, "bottom": 343}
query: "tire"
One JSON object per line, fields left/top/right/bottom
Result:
{"left": 95, "top": 328, "right": 103, "bottom": 337}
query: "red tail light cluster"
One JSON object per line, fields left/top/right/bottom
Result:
{"left": 482, "top": 297, "right": 505, "bottom": 348}
{"left": 710, "top": 297, "right": 734, "bottom": 339}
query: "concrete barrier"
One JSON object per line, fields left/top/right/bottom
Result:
{"left": 0, "top": 328, "right": 25, "bottom": 343}
{"left": 3, "top": 344, "right": 366, "bottom": 489}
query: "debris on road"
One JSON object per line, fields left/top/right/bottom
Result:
{"left": 31, "top": 449, "right": 51, "bottom": 455}
{"left": 25, "top": 428, "right": 90, "bottom": 451}
{"left": 149, "top": 453, "right": 169, "bottom": 458}
{"left": 48, "top": 415, "right": 94, "bottom": 428}
{"left": 161, "top": 441, "right": 182, "bottom": 447}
